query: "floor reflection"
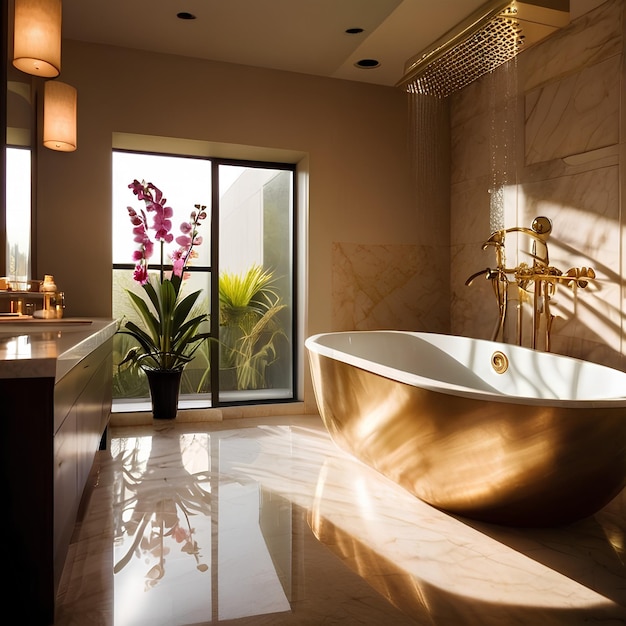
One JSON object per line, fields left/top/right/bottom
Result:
{"left": 55, "top": 416, "right": 626, "bottom": 625}
{"left": 309, "top": 455, "right": 626, "bottom": 625}
{"left": 112, "top": 434, "right": 213, "bottom": 624}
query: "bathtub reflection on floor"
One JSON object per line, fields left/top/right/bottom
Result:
{"left": 309, "top": 453, "right": 626, "bottom": 625}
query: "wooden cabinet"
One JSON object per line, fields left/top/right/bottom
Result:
{"left": 1, "top": 336, "right": 113, "bottom": 625}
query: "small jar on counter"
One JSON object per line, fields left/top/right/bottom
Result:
{"left": 42, "top": 275, "right": 57, "bottom": 316}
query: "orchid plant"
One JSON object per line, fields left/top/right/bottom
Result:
{"left": 117, "top": 180, "right": 211, "bottom": 372}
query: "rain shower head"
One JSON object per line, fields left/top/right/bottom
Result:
{"left": 397, "top": 0, "right": 569, "bottom": 97}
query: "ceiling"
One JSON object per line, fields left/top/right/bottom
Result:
{"left": 61, "top": 0, "right": 494, "bottom": 87}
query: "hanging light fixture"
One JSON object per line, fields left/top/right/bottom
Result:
{"left": 12, "top": 0, "right": 62, "bottom": 78}
{"left": 43, "top": 80, "right": 77, "bottom": 152}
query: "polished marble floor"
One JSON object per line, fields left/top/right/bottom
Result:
{"left": 55, "top": 415, "right": 626, "bottom": 625}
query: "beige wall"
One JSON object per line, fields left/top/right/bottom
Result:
{"left": 33, "top": 39, "right": 417, "bottom": 407}
{"left": 450, "top": 0, "right": 626, "bottom": 370}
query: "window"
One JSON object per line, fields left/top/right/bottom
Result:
{"left": 112, "top": 150, "right": 296, "bottom": 412}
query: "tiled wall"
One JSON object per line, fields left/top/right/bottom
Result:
{"left": 450, "top": 0, "right": 625, "bottom": 369}
{"left": 331, "top": 242, "right": 449, "bottom": 332}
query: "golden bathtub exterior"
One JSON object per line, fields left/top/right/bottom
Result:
{"left": 307, "top": 348, "right": 626, "bottom": 527}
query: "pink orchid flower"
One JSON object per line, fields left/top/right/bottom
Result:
{"left": 126, "top": 181, "right": 207, "bottom": 285}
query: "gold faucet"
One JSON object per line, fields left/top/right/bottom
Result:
{"left": 466, "top": 216, "right": 595, "bottom": 351}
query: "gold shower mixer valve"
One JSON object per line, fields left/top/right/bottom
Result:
{"left": 514, "top": 263, "right": 595, "bottom": 289}
{"left": 465, "top": 216, "right": 597, "bottom": 349}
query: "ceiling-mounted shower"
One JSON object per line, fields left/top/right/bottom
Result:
{"left": 397, "top": 0, "right": 570, "bottom": 97}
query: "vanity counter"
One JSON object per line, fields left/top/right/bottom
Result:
{"left": 0, "top": 317, "right": 116, "bottom": 381}
{"left": 0, "top": 317, "right": 116, "bottom": 624}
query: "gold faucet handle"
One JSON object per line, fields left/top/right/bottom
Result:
{"left": 564, "top": 266, "right": 596, "bottom": 288}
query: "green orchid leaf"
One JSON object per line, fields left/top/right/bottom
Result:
{"left": 173, "top": 289, "right": 206, "bottom": 334}
{"left": 117, "top": 324, "right": 159, "bottom": 357}
{"left": 175, "top": 311, "right": 207, "bottom": 340}
{"left": 126, "top": 289, "right": 160, "bottom": 341}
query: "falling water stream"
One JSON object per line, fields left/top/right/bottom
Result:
{"left": 488, "top": 55, "right": 519, "bottom": 234}
{"left": 408, "top": 53, "right": 519, "bottom": 235}
{"left": 408, "top": 92, "right": 450, "bottom": 241}
{"left": 407, "top": 51, "right": 520, "bottom": 338}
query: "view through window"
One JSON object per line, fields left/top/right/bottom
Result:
{"left": 112, "top": 150, "right": 295, "bottom": 412}
{"left": 6, "top": 146, "right": 31, "bottom": 282}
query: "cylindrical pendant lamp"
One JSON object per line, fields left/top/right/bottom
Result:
{"left": 12, "top": 0, "right": 62, "bottom": 78}
{"left": 43, "top": 81, "right": 77, "bottom": 152}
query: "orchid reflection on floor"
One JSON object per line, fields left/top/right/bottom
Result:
{"left": 55, "top": 415, "right": 626, "bottom": 625}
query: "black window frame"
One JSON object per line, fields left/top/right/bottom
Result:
{"left": 112, "top": 148, "right": 298, "bottom": 409}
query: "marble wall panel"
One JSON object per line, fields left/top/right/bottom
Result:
{"left": 451, "top": 61, "right": 521, "bottom": 186}
{"left": 450, "top": 178, "right": 500, "bottom": 339}
{"left": 525, "top": 55, "right": 620, "bottom": 165}
{"left": 450, "top": 180, "right": 492, "bottom": 246}
{"left": 519, "top": 122, "right": 621, "bottom": 361}
{"left": 519, "top": 167, "right": 619, "bottom": 268}
{"left": 451, "top": 242, "right": 498, "bottom": 340}
{"left": 520, "top": 0, "right": 623, "bottom": 92}
{"left": 450, "top": 87, "right": 492, "bottom": 186}
{"left": 331, "top": 242, "right": 449, "bottom": 332}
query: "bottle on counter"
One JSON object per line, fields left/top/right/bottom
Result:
{"left": 42, "top": 275, "right": 58, "bottom": 319}
{"left": 42, "top": 275, "right": 57, "bottom": 292}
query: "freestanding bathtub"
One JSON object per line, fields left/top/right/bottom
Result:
{"left": 305, "top": 331, "right": 626, "bottom": 527}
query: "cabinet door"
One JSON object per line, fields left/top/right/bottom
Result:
{"left": 76, "top": 351, "right": 112, "bottom": 489}
{"left": 53, "top": 404, "right": 78, "bottom": 575}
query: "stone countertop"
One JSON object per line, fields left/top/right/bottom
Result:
{"left": 0, "top": 318, "right": 117, "bottom": 381}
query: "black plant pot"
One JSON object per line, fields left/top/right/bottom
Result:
{"left": 144, "top": 368, "right": 183, "bottom": 420}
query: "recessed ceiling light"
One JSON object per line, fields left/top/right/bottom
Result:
{"left": 345, "top": 27, "right": 364, "bottom": 34}
{"left": 355, "top": 59, "right": 380, "bottom": 69}
{"left": 177, "top": 12, "right": 196, "bottom": 20}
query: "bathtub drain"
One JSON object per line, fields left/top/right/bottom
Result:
{"left": 491, "top": 351, "right": 509, "bottom": 374}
